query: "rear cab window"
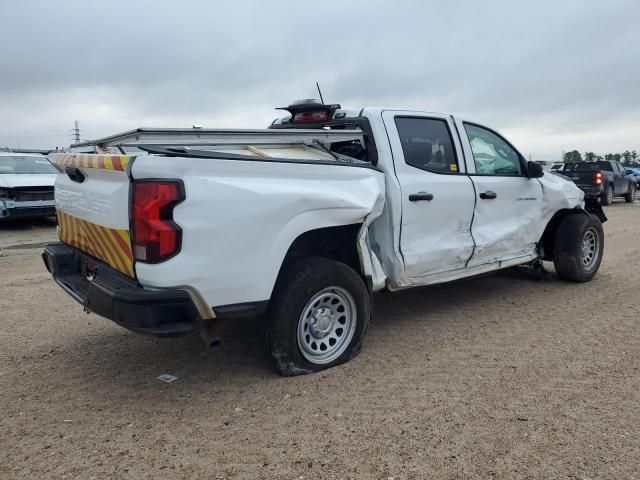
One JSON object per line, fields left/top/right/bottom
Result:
{"left": 394, "top": 117, "right": 459, "bottom": 174}
{"left": 574, "top": 162, "right": 613, "bottom": 172}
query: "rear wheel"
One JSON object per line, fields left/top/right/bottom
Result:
{"left": 553, "top": 214, "right": 604, "bottom": 282}
{"left": 625, "top": 184, "right": 636, "bottom": 203}
{"left": 601, "top": 185, "right": 613, "bottom": 205}
{"left": 262, "top": 257, "right": 370, "bottom": 376}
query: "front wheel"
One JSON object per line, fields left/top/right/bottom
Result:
{"left": 625, "top": 184, "right": 636, "bottom": 203}
{"left": 262, "top": 257, "right": 370, "bottom": 376}
{"left": 553, "top": 214, "right": 604, "bottom": 282}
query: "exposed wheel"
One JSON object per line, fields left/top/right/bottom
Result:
{"left": 601, "top": 185, "right": 613, "bottom": 205}
{"left": 625, "top": 184, "right": 636, "bottom": 203}
{"left": 553, "top": 214, "right": 604, "bottom": 282}
{"left": 262, "top": 257, "right": 370, "bottom": 376}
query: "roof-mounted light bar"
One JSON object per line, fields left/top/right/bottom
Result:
{"left": 276, "top": 99, "right": 341, "bottom": 125}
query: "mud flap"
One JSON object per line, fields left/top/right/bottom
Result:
{"left": 584, "top": 197, "right": 607, "bottom": 223}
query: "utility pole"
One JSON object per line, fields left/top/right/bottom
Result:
{"left": 73, "top": 120, "right": 80, "bottom": 142}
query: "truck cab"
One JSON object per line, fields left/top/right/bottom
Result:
{"left": 275, "top": 104, "right": 600, "bottom": 287}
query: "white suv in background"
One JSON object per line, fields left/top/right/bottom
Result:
{"left": 0, "top": 152, "right": 57, "bottom": 220}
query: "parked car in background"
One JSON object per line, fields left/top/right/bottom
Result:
{"left": 549, "top": 162, "right": 564, "bottom": 172}
{"left": 565, "top": 160, "right": 635, "bottom": 205}
{"left": 625, "top": 167, "right": 640, "bottom": 187}
{"left": 0, "top": 152, "right": 57, "bottom": 219}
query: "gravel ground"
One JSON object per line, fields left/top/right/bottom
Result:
{"left": 0, "top": 217, "right": 57, "bottom": 249}
{"left": 1, "top": 203, "right": 639, "bottom": 479}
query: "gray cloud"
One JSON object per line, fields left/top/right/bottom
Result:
{"left": 1, "top": 0, "right": 639, "bottom": 159}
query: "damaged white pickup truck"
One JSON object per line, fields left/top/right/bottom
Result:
{"left": 43, "top": 101, "right": 606, "bottom": 375}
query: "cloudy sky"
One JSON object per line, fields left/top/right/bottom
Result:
{"left": 1, "top": 0, "right": 638, "bottom": 160}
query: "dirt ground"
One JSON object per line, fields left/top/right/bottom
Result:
{"left": 0, "top": 217, "right": 57, "bottom": 249}
{"left": 1, "top": 203, "right": 639, "bottom": 480}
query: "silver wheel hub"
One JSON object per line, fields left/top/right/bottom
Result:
{"left": 297, "top": 286, "right": 357, "bottom": 365}
{"left": 581, "top": 227, "right": 600, "bottom": 271}
{"left": 309, "top": 306, "right": 334, "bottom": 338}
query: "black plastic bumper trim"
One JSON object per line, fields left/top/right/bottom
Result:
{"left": 42, "top": 242, "right": 200, "bottom": 337}
{"left": 213, "top": 300, "right": 269, "bottom": 319}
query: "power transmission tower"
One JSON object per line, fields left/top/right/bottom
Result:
{"left": 72, "top": 120, "right": 81, "bottom": 142}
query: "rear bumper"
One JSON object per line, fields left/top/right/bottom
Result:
{"left": 42, "top": 242, "right": 200, "bottom": 336}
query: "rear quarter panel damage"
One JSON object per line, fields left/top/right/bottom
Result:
{"left": 131, "top": 155, "right": 386, "bottom": 309}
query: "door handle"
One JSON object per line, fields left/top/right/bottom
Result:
{"left": 409, "top": 192, "right": 434, "bottom": 202}
{"left": 479, "top": 190, "right": 497, "bottom": 200}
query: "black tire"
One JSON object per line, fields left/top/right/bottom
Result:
{"left": 601, "top": 185, "right": 613, "bottom": 206}
{"left": 624, "top": 183, "right": 636, "bottom": 203}
{"left": 261, "top": 257, "right": 370, "bottom": 376}
{"left": 553, "top": 214, "right": 604, "bottom": 282}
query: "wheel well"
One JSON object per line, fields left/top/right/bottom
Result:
{"left": 282, "top": 224, "right": 363, "bottom": 275}
{"left": 539, "top": 209, "right": 584, "bottom": 261}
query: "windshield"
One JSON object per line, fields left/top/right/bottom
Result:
{"left": 0, "top": 156, "right": 57, "bottom": 174}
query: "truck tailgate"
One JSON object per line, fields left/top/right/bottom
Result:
{"left": 52, "top": 154, "right": 134, "bottom": 277}
{"left": 569, "top": 171, "right": 599, "bottom": 186}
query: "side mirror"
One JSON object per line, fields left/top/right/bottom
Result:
{"left": 527, "top": 161, "right": 544, "bottom": 178}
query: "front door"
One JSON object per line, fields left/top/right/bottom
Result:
{"left": 613, "top": 162, "right": 628, "bottom": 194}
{"left": 458, "top": 122, "right": 544, "bottom": 267}
{"left": 382, "top": 111, "right": 476, "bottom": 280}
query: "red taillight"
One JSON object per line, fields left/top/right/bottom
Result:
{"left": 292, "top": 110, "right": 331, "bottom": 123}
{"left": 132, "top": 180, "right": 184, "bottom": 263}
{"left": 595, "top": 172, "right": 602, "bottom": 185}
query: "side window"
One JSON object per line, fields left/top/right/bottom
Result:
{"left": 395, "top": 117, "right": 459, "bottom": 174}
{"left": 464, "top": 124, "right": 522, "bottom": 175}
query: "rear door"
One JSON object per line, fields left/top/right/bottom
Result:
{"left": 382, "top": 111, "right": 476, "bottom": 280}
{"left": 52, "top": 154, "right": 135, "bottom": 277}
{"left": 456, "top": 122, "right": 544, "bottom": 267}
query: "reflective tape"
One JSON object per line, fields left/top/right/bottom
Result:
{"left": 52, "top": 153, "right": 132, "bottom": 172}
{"left": 57, "top": 211, "right": 134, "bottom": 277}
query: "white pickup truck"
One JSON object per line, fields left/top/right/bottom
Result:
{"left": 43, "top": 100, "right": 606, "bottom": 375}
